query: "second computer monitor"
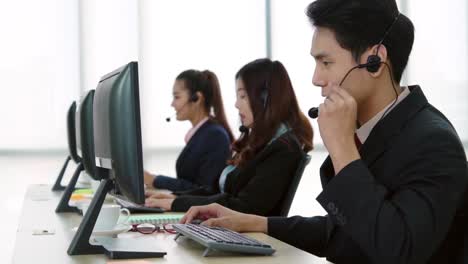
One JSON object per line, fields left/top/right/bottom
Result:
{"left": 76, "top": 89, "right": 101, "bottom": 180}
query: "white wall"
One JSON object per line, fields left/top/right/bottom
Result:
{"left": 79, "top": 0, "right": 139, "bottom": 94}
{"left": 406, "top": 0, "right": 468, "bottom": 140}
{"left": 0, "top": 0, "right": 467, "bottom": 151}
{"left": 138, "top": 0, "right": 266, "bottom": 149}
{"left": 0, "top": 0, "right": 80, "bottom": 150}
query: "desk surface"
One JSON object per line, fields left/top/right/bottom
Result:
{"left": 13, "top": 184, "right": 331, "bottom": 263}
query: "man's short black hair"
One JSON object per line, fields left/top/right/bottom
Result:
{"left": 306, "top": 0, "right": 414, "bottom": 83}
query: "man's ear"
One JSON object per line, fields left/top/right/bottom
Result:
{"left": 368, "top": 44, "right": 388, "bottom": 77}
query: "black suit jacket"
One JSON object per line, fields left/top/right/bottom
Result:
{"left": 171, "top": 131, "right": 304, "bottom": 216}
{"left": 153, "top": 120, "right": 231, "bottom": 193}
{"left": 268, "top": 86, "right": 468, "bottom": 264}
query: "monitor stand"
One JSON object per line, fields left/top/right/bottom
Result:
{"left": 51, "top": 156, "right": 72, "bottom": 191}
{"left": 67, "top": 178, "right": 167, "bottom": 259}
{"left": 55, "top": 162, "right": 84, "bottom": 213}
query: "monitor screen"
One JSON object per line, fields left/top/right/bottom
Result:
{"left": 75, "top": 98, "right": 83, "bottom": 159}
{"left": 93, "top": 73, "right": 115, "bottom": 169}
{"left": 67, "top": 101, "right": 81, "bottom": 163}
{"left": 93, "top": 61, "right": 144, "bottom": 204}
{"left": 76, "top": 90, "right": 101, "bottom": 180}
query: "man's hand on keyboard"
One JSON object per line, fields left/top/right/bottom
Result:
{"left": 180, "top": 203, "right": 268, "bottom": 233}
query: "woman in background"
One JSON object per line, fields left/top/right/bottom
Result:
{"left": 144, "top": 69, "right": 234, "bottom": 193}
{"left": 145, "top": 58, "right": 313, "bottom": 216}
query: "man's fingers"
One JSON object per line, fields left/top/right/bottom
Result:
{"left": 180, "top": 203, "right": 228, "bottom": 225}
{"left": 326, "top": 92, "right": 344, "bottom": 109}
{"left": 181, "top": 206, "right": 199, "bottom": 224}
{"left": 333, "top": 85, "right": 356, "bottom": 105}
{"left": 201, "top": 218, "right": 216, "bottom": 227}
{"left": 202, "top": 218, "right": 224, "bottom": 228}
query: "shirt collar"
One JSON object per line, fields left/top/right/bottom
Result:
{"left": 356, "top": 87, "right": 410, "bottom": 144}
{"left": 184, "top": 117, "right": 209, "bottom": 143}
{"left": 268, "top": 123, "right": 290, "bottom": 145}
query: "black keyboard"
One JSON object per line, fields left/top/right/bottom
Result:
{"left": 114, "top": 196, "right": 164, "bottom": 214}
{"left": 172, "top": 224, "right": 275, "bottom": 256}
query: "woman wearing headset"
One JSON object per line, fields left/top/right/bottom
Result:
{"left": 144, "top": 69, "right": 234, "bottom": 193}
{"left": 145, "top": 59, "right": 313, "bottom": 216}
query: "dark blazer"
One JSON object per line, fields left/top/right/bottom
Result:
{"left": 171, "top": 131, "right": 304, "bottom": 216}
{"left": 153, "top": 120, "right": 231, "bottom": 193}
{"left": 268, "top": 86, "right": 468, "bottom": 264}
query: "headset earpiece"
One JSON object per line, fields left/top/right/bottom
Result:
{"left": 190, "top": 93, "right": 199, "bottom": 102}
{"left": 261, "top": 63, "right": 274, "bottom": 108}
{"left": 363, "top": 55, "right": 382, "bottom": 73}
{"left": 260, "top": 89, "right": 268, "bottom": 108}
{"left": 360, "top": 13, "right": 400, "bottom": 74}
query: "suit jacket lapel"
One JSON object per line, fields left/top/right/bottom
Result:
{"left": 176, "top": 121, "right": 211, "bottom": 172}
{"left": 360, "top": 85, "right": 428, "bottom": 167}
{"left": 319, "top": 85, "right": 429, "bottom": 185}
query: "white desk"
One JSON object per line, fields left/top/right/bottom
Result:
{"left": 13, "top": 184, "right": 332, "bottom": 263}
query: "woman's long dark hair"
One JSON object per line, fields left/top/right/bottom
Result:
{"left": 176, "top": 70, "right": 234, "bottom": 142}
{"left": 230, "top": 58, "right": 313, "bottom": 167}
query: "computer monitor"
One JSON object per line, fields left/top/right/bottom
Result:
{"left": 93, "top": 61, "right": 145, "bottom": 204}
{"left": 56, "top": 90, "right": 98, "bottom": 213}
{"left": 67, "top": 62, "right": 165, "bottom": 258}
{"left": 52, "top": 101, "right": 81, "bottom": 191}
{"left": 77, "top": 90, "right": 100, "bottom": 181}
{"left": 75, "top": 98, "right": 83, "bottom": 159}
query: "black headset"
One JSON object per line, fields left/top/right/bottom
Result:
{"left": 260, "top": 83, "right": 269, "bottom": 108}
{"left": 359, "top": 13, "right": 401, "bottom": 73}
{"left": 360, "top": 54, "right": 382, "bottom": 73}
{"left": 260, "top": 62, "right": 276, "bottom": 109}
{"left": 165, "top": 77, "right": 201, "bottom": 122}
{"left": 309, "top": 13, "right": 401, "bottom": 119}
{"left": 238, "top": 63, "right": 273, "bottom": 133}
{"left": 165, "top": 92, "right": 199, "bottom": 122}
{"left": 189, "top": 92, "right": 199, "bottom": 103}
{"left": 340, "top": 13, "right": 401, "bottom": 85}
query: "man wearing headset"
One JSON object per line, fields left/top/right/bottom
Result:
{"left": 180, "top": 1, "right": 468, "bottom": 263}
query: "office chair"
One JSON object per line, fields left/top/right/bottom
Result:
{"left": 277, "top": 153, "right": 311, "bottom": 217}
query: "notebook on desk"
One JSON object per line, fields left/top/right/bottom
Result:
{"left": 127, "top": 214, "right": 183, "bottom": 225}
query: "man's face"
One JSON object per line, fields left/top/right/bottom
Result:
{"left": 310, "top": 27, "right": 373, "bottom": 105}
